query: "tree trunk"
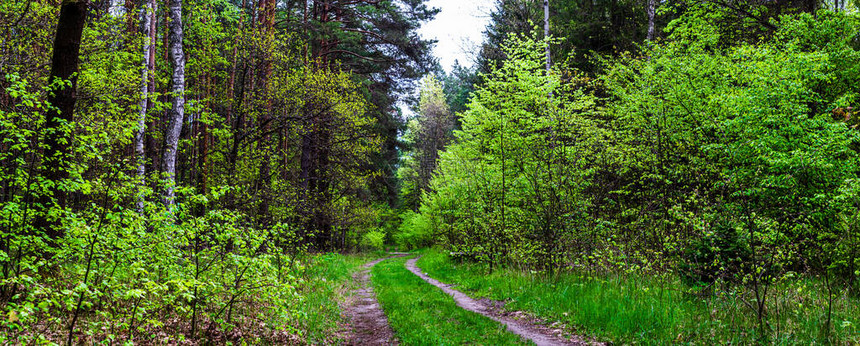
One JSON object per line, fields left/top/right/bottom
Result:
{"left": 135, "top": 0, "right": 156, "bottom": 212}
{"left": 255, "top": 0, "right": 276, "bottom": 224}
{"left": 543, "top": 0, "right": 550, "bottom": 73}
{"left": 299, "top": 120, "right": 317, "bottom": 245}
{"left": 161, "top": 0, "right": 185, "bottom": 206}
{"left": 646, "top": 0, "right": 656, "bottom": 41}
{"left": 34, "top": 0, "right": 88, "bottom": 241}
{"left": 298, "top": 105, "right": 334, "bottom": 250}
{"left": 314, "top": 121, "right": 332, "bottom": 250}
{"left": 196, "top": 73, "right": 210, "bottom": 205}
{"left": 144, "top": 11, "right": 159, "bottom": 175}
{"left": 124, "top": 0, "right": 138, "bottom": 34}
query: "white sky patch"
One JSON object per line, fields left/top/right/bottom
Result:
{"left": 418, "top": 0, "right": 493, "bottom": 73}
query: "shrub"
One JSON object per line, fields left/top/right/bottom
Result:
{"left": 395, "top": 211, "right": 435, "bottom": 250}
{"left": 681, "top": 219, "right": 751, "bottom": 286}
{"left": 362, "top": 230, "right": 386, "bottom": 251}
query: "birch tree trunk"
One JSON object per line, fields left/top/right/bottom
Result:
{"left": 646, "top": 0, "right": 656, "bottom": 41}
{"left": 135, "top": 0, "right": 156, "bottom": 211}
{"left": 161, "top": 0, "right": 185, "bottom": 206}
{"left": 543, "top": 0, "right": 550, "bottom": 73}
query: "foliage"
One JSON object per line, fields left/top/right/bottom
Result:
{"left": 440, "top": 62, "right": 478, "bottom": 116}
{"left": 0, "top": 173, "right": 307, "bottom": 342}
{"left": 680, "top": 220, "right": 751, "bottom": 285}
{"left": 397, "top": 75, "right": 456, "bottom": 211}
{"left": 477, "top": 0, "right": 679, "bottom": 75}
{"left": 0, "top": 0, "right": 433, "bottom": 339}
{"left": 420, "top": 33, "right": 599, "bottom": 269}
{"left": 395, "top": 210, "right": 435, "bottom": 250}
{"left": 284, "top": 0, "right": 438, "bottom": 205}
{"left": 6, "top": 0, "right": 860, "bottom": 340}
{"left": 410, "top": 9, "right": 860, "bottom": 340}
{"left": 361, "top": 230, "right": 387, "bottom": 251}
{"left": 600, "top": 9, "right": 860, "bottom": 281}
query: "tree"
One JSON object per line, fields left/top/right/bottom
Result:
{"left": 414, "top": 76, "right": 455, "bottom": 195}
{"left": 34, "top": 0, "right": 88, "bottom": 241}
{"left": 441, "top": 62, "right": 478, "bottom": 116}
{"left": 290, "top": 0, "right": 437, "bottom": 206}
{"left": 283, "top": 0, "right": 436, "bottom": 246}
{"left": 478, "top": 0, "right": 668, "bottom": 75}
{"left": 398, "top": 76, "right": 456, "bottom": 210}
{"left": 161, "top": 0, "right": 186, "bottom": 206}
{"left": 420, "top": 34, "right": 598, "bottom": 268}
{"left": 0, "top": 0, "right": 425, "bottom": 340}
{"left": 647, "top": 0, "right": 656, "bottom": 40}
{"left": 543, "top": 0, "right": 550, "bottom": 72}
{"left": 135, "top": 0, "right": 156, "bottom": 211}
{"left": 602, "top": 9, "right": 860, "bottom": 289}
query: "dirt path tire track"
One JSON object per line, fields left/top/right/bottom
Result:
{"left": 343, "top": 253, "right": 410, "bottom": 345}
{"left": 405, "top": 256, "right": 592, "bottom": 346}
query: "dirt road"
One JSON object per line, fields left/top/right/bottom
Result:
{"left": 343, "top": 254, "right": 409, "bottom": 345}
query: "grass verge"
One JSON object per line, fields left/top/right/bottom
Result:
{"left": 371, "top": 256, "right": 529, "bottom": 345}
{"left": 417, "top": 248, "right": 860, "bottom": 344}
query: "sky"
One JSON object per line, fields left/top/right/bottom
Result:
{"left": 417, "top": 0, "right": 494, "bottom": 73}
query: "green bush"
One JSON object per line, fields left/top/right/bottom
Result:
{"left": 681, "top": 219, "right": 751, "bottom": 286}
{"left": 395, "top": 210, "right": 435, "bottom": 250}
{"left": 362, "top": 229, "right": 386, "bottom": 251}
{"left": 0, "top": 183, "right": 307, "bottom": 343}
{"left": 825, "top": 179, "right": 860, "bottom": 289}
{"left": 600, "top": 9, "right": 860, "bottom": 275}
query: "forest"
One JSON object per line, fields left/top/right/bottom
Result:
{"left": 0, "top": 0, "right": 859, "bottom": 342}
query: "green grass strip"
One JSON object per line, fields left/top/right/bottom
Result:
{"left": 417, "top": 250, "right": 683, "bottom": 344}
{"left": 371, "top": 256, "right": 530, "bottom": 345}
{"left": 416, "top": 249, "right": 860, "bottom": 345}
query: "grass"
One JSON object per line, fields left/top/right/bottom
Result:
{"left": 371, "top": 256, "right": 530, "bottom": 345}
{"left": 416, "top": 248, "right": 860, "bottom": 344}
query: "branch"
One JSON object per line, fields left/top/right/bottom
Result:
{"left": 321, "top": 49, "right": 389, "bottom": 63}
{"left": 707, "top": 0, "right": 778, "bottom": 31}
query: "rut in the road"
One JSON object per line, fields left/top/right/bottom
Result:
{"left": 343, "top": 254, "right": 408, "bottom": 345}
{"left": 405, "top": 256, "right": 595, "bottom": 346}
